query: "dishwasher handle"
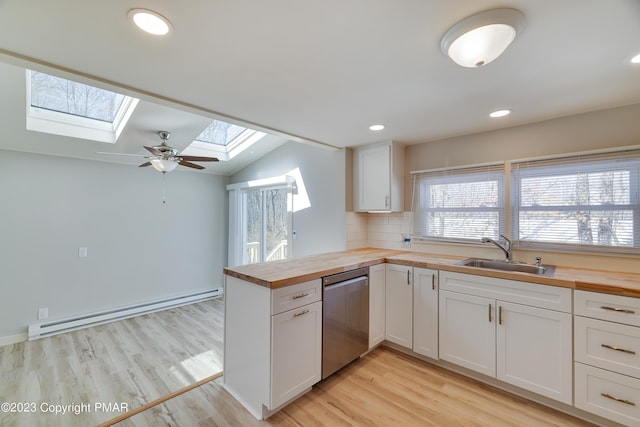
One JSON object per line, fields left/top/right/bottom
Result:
{"left": 323, "top": 275, "right": 368, "bottom": 291}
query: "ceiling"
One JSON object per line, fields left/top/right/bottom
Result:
{"left": 0, "top": 1, "right": 639, "bottom": 172}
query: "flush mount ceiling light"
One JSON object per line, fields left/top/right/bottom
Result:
{"left": 490, "top": 109, "right": 511, "bottom": 118}
{"left": 369, "top": 124, "right": 385, "bottom": 131}
{"left": 631, "top": 53, "right": 640, "bottom": 64}
{"left": 128, "top": 9, "right": 172, "bottom": 36}
{"left": 441, "top": 8, "right": 524, "bottom": 68}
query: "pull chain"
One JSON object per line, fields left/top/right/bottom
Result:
{"left": 162, "top": 171, "right": 167, "bottom": 204}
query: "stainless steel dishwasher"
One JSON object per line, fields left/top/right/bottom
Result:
{"left": 322, "top": 267, "right": 369, "bottom": 379}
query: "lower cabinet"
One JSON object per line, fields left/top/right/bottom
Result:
{"left": 574, "top": 290, "right": 640, "bottom": 425}
{"left": 224, "top": 276, "right": 322, "bottom": 419}
{"left": 413, "top": 267, "right": 439, "bottom": 359}
{"left": 385, "top": 264, "right": 413, "bottom": 348}
{"left": 369, "top": 263, "right": 386, "bottom": 348}
{"left": 271, "top": 300, "right": 322, "bottom": 409}
{"left": 439, "top": 271, "right": 573, "bottom": 404}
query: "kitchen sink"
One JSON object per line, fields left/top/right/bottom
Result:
{"left": 456, "top": 258, "right": 555, "bottom": 277}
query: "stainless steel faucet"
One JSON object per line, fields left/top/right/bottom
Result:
{"left": 481, "top": 234, "right": 512, "bottom": 262}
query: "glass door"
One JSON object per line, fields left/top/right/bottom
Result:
{"left": 243, "top": 185, "right": 291, "bottom": 264}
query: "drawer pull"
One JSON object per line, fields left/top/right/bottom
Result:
{"left": 292, "top": 293, "right": 309, "bottom": 300}
{"left": 601, "top": 344, "right": 637, "bottom": 355}
{"left": 601, "top": 393, "right": 636, "bottom": 406}
{"left": 294, "top": 309, "right": 310, "bottom": 317}
{"left": 601, "top": 306, "right": 636, "bottom": 314}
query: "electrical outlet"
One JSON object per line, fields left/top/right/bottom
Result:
{"left": 38, "top": 307, "right": 48, "bottom": 320}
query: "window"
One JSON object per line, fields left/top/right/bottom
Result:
{"left": 181, "top": 120, "right": 266, "bottom": 161}
{"left": 511, "top": 151, "right": 640, "bottom": 253}
{"left": 411, "top": 163, "right": 505, "bottom": 242}
{"left": 26, "top": 70, "right": 138, "bottom": 143}
{"left": 227, "top": 175, "right": 296, "bottom": 266}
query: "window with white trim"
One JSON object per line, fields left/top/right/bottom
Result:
{"left": 511, "top": 151, "right": 640, "bottom": 253}
{"left": 411, "top": 163, "right": 505, "bottom": 242}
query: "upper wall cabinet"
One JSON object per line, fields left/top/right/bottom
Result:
{"left": 353, "top": 141, "right": 404, "bottom": 212}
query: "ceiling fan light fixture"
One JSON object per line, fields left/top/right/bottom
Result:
{"left": 150, "top": 158, "right": 178, "bottom": 172}
{"left": 128, "top": 9, "right": 172, "bottom": 36}
{"left": 441, "top": 8, "right": 524, "bottom": 68}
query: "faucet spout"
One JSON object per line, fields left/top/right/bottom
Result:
{"left": 481, "top": 235, "right": 512, "bottom": 262}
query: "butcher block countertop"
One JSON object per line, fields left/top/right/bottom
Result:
{"left": 224, "top": 247, "right": 640, "bottom": 298}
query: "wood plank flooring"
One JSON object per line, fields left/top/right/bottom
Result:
{"left": 1, "top": 297, "right": 599, "bottom": 426}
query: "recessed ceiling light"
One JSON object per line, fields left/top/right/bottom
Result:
{"left": 490, "top": 109, "right": 511, "bottom": 118}
{"left": 128, "top": 9, "right": 172, "bottom": 36}
{"left": 369, "top": 124, "right": 385, "bottom": 131}
{"left": 631, "top": 53, "right": 640, "bottom": 64}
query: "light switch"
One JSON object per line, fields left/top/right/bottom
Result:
{"left": 79, "top": 247, "right": 88, "bottom": 258}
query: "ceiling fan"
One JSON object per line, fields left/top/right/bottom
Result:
{"left": 100, "top": 131, "right": 219, "bottom": 172}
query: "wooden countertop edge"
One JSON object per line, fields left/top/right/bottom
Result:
{"left": 224, "top": 249, "right": 640, "bottom": 298}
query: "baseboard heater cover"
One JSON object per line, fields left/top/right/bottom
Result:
{"left": 28, "top": 288, "right": 222, "bottom": 340}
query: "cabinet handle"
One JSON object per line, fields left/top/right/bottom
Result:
{"left": 601, "top": 393, "right": 636, "bottom": 406}
{"left": 431, "top": 274, "right": 435, "bottom": 290}
{"left": 292, "top": 293, "right": 309, "bottom": 300}
{"left": 407, "top": 270, "right": 411, "bottom": 285}
{"left": 601, "top": 344, "right": 637, "bottom": 355}
{"left": 385, "top": 195, "right": 389, "bottom": 208}
{"left": 294, "top": 309, "right": 310, "bottom": 317}
{"left": 498, "top": 306, "right": 503, "bottom": 325}
{"left": 601, "top": 306, "right": 635, "bottom": 314}
{"left": 489, "top": 304, "right": 492, "bottom": 323}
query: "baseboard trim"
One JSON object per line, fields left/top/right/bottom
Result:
{"left": 0, "top": 332, "right": 28, "bottom": 347}
{"left": 28, "top": 288, "right": 223, "bottom": 341}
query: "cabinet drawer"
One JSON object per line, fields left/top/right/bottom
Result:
{"left": 575, "top": 316, "right": 640, "bottom": 379}
{"left": 575, "top": 363, "right": 640, "bottom": 426}
{"left": 271, "top": 279, "right": 321, "bottom": 315}
{"left": 575, "top": 290, "right": 640, "bottom": 327}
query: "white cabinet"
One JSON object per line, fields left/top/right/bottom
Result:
{"left": 353, "top": 141, "right": 403, "bottom": 212}
{"left": 385, "top": 264, "right": 413, "bottom": 348}
{"left": 439, "top": 271, "right": 572, "bottom": 404}
{"left": 369, "top": 263, "right": 386, "bottom": 348}
{"left": 574, "top": 290, "right": 640, "bottom": 425}
{"left": 413, "top": 267, "right": 439, "bottom": 359}
{"left": 439, "top": 290, "right": 495, "bottom": 376}
{"left": 224, "top": 276, "right": 322, "bottom": 419}
{"left": 271, "top": 300, "right": 322, "bottom": 409}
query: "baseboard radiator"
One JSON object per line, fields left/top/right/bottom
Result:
{"left": 28, "top": 288, "right": 222, "bottom": 341}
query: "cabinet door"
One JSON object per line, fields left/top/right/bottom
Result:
{"left": 385, "top": 264, "right": 413, "bottom": 348}
{"left": 357, "top": 144, "right": 390, "bottom": 211}
{"left": 413, "top": 267, "right": 438, "bottom": 359}
{"left": 496, "top": 302, "right": 572, "bottom": 404}
{"left": 439, "top": 290, "right": 495, "bottom": 377}
{"left": 369, "top": 264, "right": 386, "bottom": 348}
{"left": 270, "top": 300, "right": 322, "bottom": 409}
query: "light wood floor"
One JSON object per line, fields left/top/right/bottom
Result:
{"left": 1, "top": 298, "right": 598, "bottom": 427}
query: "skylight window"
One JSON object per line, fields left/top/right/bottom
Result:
{"left": 195, "top": 120, "right": 249, "bottom": 146}
{"left": 26, "top": 70, "right": 138, "bottom": 143}
{"left": 182, "top": 119, "right": 266, "bottom": 161}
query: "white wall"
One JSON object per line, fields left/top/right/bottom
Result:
{"left": 230, "top": 141, "right": 346, "bottom": 257}
{"left": 0, "top": 150, "right": 228, "bottom": 339}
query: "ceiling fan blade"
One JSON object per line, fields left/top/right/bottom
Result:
{"left": 178, "top": 160, "right": 205, "bottom": 170}
{"left": 138, "top": 161, "right": 152, "bottom": 168}
{"left": 180, "top": 155, "right": 219, "bottom": 162}
{"left": 96, "top": 152, "right": 147, "bottom": 158}
{"left": 144, "top": 146, "right": 163, "bottom": 156}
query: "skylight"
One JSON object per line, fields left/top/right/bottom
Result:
{"left": 26, "top": 70, "right": 138, "bottom": 143}
{"left": 195, "top": 120, "right": 248, "bottom": 146}
{"left": 182, "top": 119, "right": 266, "bottom": 161}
